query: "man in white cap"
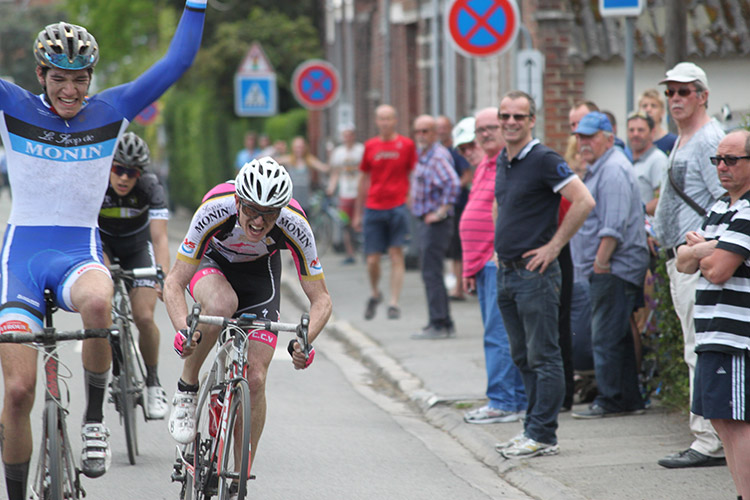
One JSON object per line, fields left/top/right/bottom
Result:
{"left": 653, "top": 62, "right": 727, "bottom": 468}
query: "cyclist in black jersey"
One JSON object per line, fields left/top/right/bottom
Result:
{"left": 99, "top": 132, "right": 170, "bottom": 419}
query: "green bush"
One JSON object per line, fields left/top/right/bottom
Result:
{"left": 265, "top": 108, "right": 308, "bottom": 142}
{"left": 644, "top": 255, "right": 690, "bottom": 410}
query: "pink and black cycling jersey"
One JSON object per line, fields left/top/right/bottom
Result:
{"left": 177, "top": 182, "right": 325, "bottom": 282}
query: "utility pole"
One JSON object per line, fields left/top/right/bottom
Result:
{"left": 664, "top": 0, "right": 687, "bottom": 69}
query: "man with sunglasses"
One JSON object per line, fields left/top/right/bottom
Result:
{"left": 98, "top": 132, "right": 170, "bottom": 420}
{"left": 676, "top": 130, "right": 750, "bottom": 498}
{"left": 494, "top": 91, "right": 594, "bottom": 458}
{"left": 457, "top": 109, "right": 527, "bottom": 425}
{"left": 164, "top": 157, "right": 332, "bottom": 470}
{"left": 0, "top": 2, "right": 206, "bottom": 497}
{"left": 653, "top": 62, "right": 727, "bottom": 469}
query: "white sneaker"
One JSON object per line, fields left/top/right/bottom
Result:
{"left": 500, "top": 436, "right": 560, "bottom": 458}
{"left": 146, "top": 386, "right": 169, "bottom": 419}
{"left": 80, "top": 422, "right": 111, "bottom": 478}
{"left": 168, "top": 390, "right": 197, "bottom": 444}
{"left": 494, "top": 431, "right": 526, "bottom": 451}
{"left": 464, "top": 405, "right": 524, "bottom": 424}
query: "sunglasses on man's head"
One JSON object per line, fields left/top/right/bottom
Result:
{"left": 111, "top": 164, "right": 141, "bottom": 179}
{"left": 709, "top": 155, "right": 750, "bottom": 167}
{"left": 664, "top": 88, "right": 696, "bottom": 98}
{"left": 239, "top": 201, "right": 281, "bottom": 222}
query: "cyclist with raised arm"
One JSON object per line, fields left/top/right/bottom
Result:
{"left": 164, "top": 157, "right": 332, "bottom": 468}
{"left": 0, "top": 3, "right": 206, "bottom": 498}
{"left": 99, "top": 132, "right": 170, "bottom": 419}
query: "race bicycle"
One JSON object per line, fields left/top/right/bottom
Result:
{"left": 171, "top": 303, "right": 310, "bottom": 500}
{"left": 107, "top": 262, "right": 165, "bottom": 465}
{"left": 0, "top": 290, "right": 112, "bottom": 500}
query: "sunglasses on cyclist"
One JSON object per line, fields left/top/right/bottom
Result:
{"left": 111, "top": 164, "right": 142, "bottom": 179}
{"left": 42, "top": 52, "right": 97, "bottom": 71}
{"left": 709, "top": 155, "right": 750, "bottom": 166}
{"left": 664, "top": 88, "right": 696, "bottom": 98}
{"left": 239, "top": 201, "right": 281, "bottom": 222}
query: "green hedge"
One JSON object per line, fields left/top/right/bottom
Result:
{"left": 645, "top": 255, "right": 690, "bottom": 410}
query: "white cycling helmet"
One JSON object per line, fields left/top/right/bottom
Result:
{"left": 114, "top": 132, "right": 150, "bottom": 169}
{"left": 235, "top": 157, "right": 293, "bottom": 209}
{"left": 34, "top": 22, "right": 99, "bottom": 70}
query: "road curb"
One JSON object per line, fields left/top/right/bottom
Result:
{"left": 281, "top": 275, "right": 588, "bottom": 500}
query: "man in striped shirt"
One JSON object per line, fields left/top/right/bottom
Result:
{"left": 676, "top": 130, "right": 750, "bottom": 498}
{"left": 459, "top": 108, "right": 527, "bottom": 424}
{"left": 409, "top": 115, "right": 460, "bottom": 339}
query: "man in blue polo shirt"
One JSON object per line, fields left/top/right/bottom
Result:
{"left": 569, "top": 112, "right": 650, "bottom": 419}
{"left": 493, "top": 90, "right": 595, "bottom": 459}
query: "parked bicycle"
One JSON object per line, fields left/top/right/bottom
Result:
{"left": 0, "top": 290, "right": 112, "bottom": 500}
{"left": 107, "top": 262, "right": 165, "bottom": 465}
{"left": 171, "top": 303, "right": 310, "bottom": 500}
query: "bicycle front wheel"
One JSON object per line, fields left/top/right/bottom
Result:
{"left": 217, "top": 379, "right": 251, "bottom": 500}
{"left": 116, "top": 317, "right": 139, "bottom": 464}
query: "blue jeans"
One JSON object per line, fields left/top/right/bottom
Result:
{"left": 589, "top": 273, "right": 644, "bottom": 412}
{"left": 477, "top": 262, "right": 526, "bottom": 412}
{"left": 497, "top": 260, "right": 563, "bottom": 445}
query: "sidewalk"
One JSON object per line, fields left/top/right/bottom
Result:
{"left": 282, "top": 250, "right": 736, "bottom": 500}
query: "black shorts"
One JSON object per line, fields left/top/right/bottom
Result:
{"left": 189, "top": 248, "right": 282, "bottom": 324}
{"left": 101, "top": 232, "right": 157, "bottom": 289}
{"left": 692, "top": 350, "right": 750, "bottom": 421}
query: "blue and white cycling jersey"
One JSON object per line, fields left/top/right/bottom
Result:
{"left": 0, "top": 2, "right": 206, "bottom": 328}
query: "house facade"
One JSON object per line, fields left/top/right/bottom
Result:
{"left": 319, "top": 0, "right": 749, "bottom": 156}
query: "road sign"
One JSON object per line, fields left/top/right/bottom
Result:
{"left": 516, "top": 49, "right": 544, "bottom": 108}
{"left": 238, "top": 41, "right": 274, "bottom": 74}
{"left": 234, "top": 42, "right": 277, "bottom": 117}
{"left": 291, "top": 60, "right": 340, "bottom": 110}
{"left": 234, "top": 74, "right": 277, "bottom": 117}
{"left": 599, "top": 0, "right": 644, "bottom": 17}
{"left": 444, "top": 0, "right": 520, "bottom": 58}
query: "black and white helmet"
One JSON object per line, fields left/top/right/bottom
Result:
{"left": 114, "top": 132, "right": 150, "bottom": 169}
{"left": 34, "top": 22, "right": 99, "bottom": 70}
{"left": 235, "top": 157, "right": 293, "bottom": 209}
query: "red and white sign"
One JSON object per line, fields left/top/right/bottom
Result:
{"left": 291, "top": 60, "right": 340, "bottom": 110}
{"left": 445, "top": 0, "right": 520, "bottom": 58}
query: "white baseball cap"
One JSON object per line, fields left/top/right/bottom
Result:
{"left": 659, "top": 62, "right": 709, "bottom": 91}
{"left": 452, "top": 117, "right": 475, "bottom": 147}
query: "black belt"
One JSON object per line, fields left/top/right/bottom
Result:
{"left": 665, "top": 243, "right": 684, "bottom": 260}
{"left": 500, "top": 258, "right": 528, "bottom": 270}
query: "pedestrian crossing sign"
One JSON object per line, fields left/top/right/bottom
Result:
{"left": 234, "top": 74, "right": 277, "bottom": 117}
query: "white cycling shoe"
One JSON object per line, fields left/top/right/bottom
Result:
{"left": 168, "top": 390, "right": 197, "bottom": 444}
{"left": 146, "top": 386, "right": 169, "bottom": 419}
{"left": 80, "top": 422, "right": 111, "bottom": 478}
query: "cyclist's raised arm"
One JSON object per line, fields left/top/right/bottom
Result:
{"left": 103, "top": 0, "right": 207, "bottom": 120}
{"left": 298, "top": 278, "right": 332, "bottom": 345}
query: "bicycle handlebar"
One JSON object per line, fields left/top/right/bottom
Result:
{"left": 184, "top": 303, "right": 311, "bottom": 359}
{"left": 0, "top": 328, "right": 112, "bottom": 344}
{"left": 108, "top": 263, "right": 165, "bottom": 285}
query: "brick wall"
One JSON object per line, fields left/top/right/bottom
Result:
{"left": 534, "top": 0, "right": 585, "bottom": 155}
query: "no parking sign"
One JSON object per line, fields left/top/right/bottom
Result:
{"left": 445, "top": 0, "right": 520, "bottom": 58}
{"left": 291, "top": 60, "right": 340, "bottom": 110}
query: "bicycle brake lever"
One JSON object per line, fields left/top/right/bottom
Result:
{"left": 296, "top": 313, "right": 311, "bottom": 359}
{"left": 184, "top": 303, "right": 202, "bottom": 350}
